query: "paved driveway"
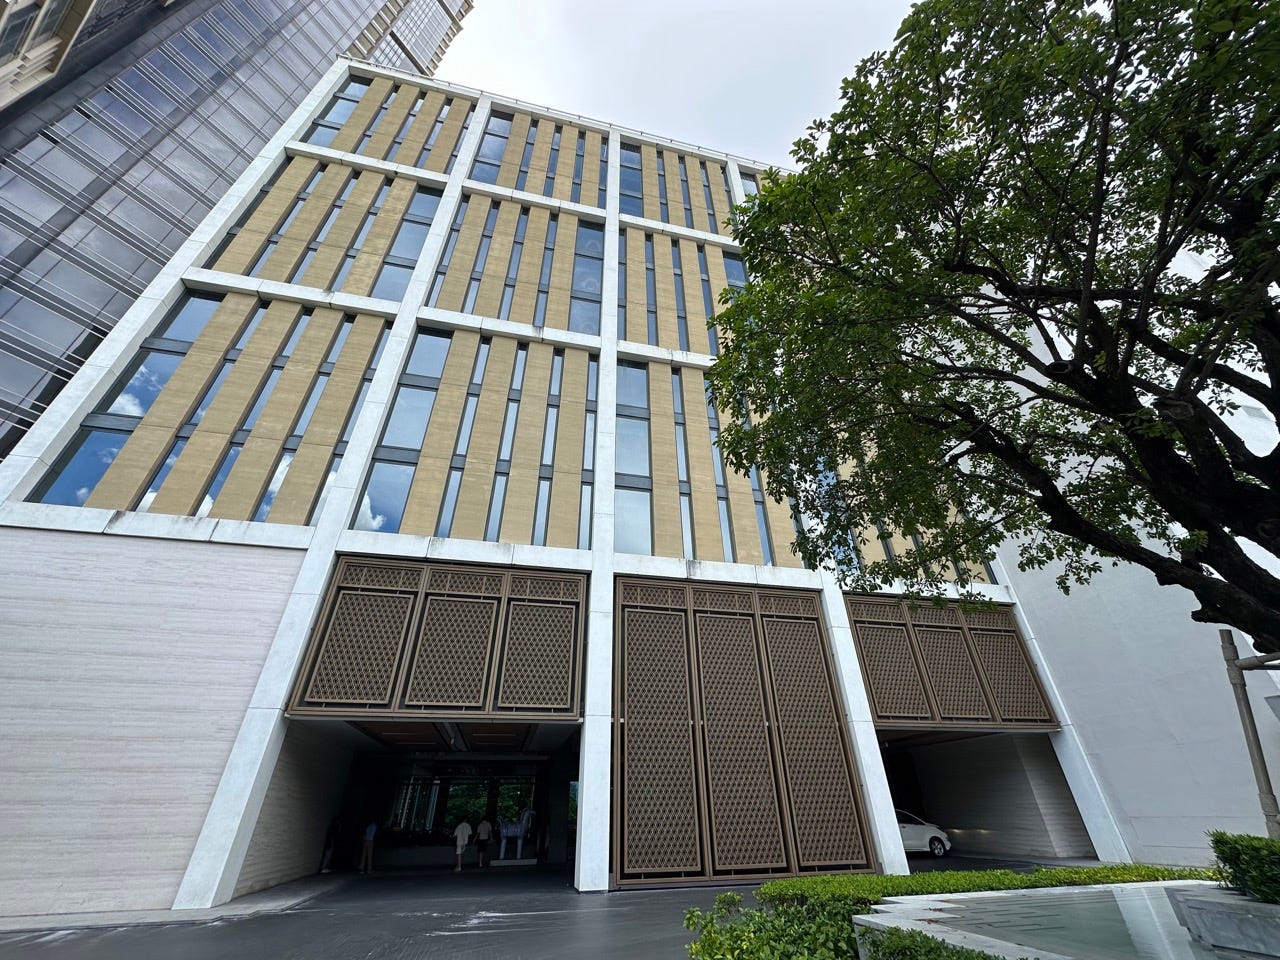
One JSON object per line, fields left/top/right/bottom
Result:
{"left": 0, "top": 869, "right": 751, "bottom": 960}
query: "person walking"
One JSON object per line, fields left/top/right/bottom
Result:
{"left": 453, "top": 817, "right": 472, "bottom": 873}
{"left": 359, "top": 820, "right": 377, "bottom": 874}
{"left": 474, "top": 816, "right": 493, "bottom": 868}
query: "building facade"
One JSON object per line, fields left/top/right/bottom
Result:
{"left": 0, "top": 59, "right": 1276, "bottom": 917}
{"left": 0, "top": 0, "right": 470, "bottom": 460}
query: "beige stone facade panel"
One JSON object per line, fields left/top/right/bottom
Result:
{"left": 580, "top": 132, "right": 603, "bottom": 206}
{"left": 623, "top": 229, "right": 647, "bottom": 343}
{"left": 681, "top": 368, "right": 724, "bottom": 563}
{"left": 542, "top": 212, "right": 576, "bottom": 332}
{"left": 398, "top": 89, "right": 447, "bottom": 164}
{"left": 268, "top": 441, "right": 334, "bottom": 526}
{"left": 508, "top": 205, "right": 550, "bottom": 326}
{"left": 719, "top": 407, "right": 764, "bottom": 565}
{"left": 707, "top": 160, "right": 733, "bottom": 232}
{"left": 449, "top": 337, "right": 516, "bottom": 541}
{"left": 546, "top": 349, "right": 587, "bottom": 547}
{"left": 399, "top": 330, "right": 479, "bottom": 535}
{"left": 688, "top": 160, "right": 712, "bottom": 234}
{"left": 496, "top": 113, "right": 531, "bottom": 189}
{"left": 651, "top": 234, "right": 680, "bottom": 349}
{"left": 361, "top": 84, "right": 414, "bottom": 160}
{"left": 212, "top": 156, "right": 320, "bottom": 275}
{"left": 761, "top": 473, "right": 804, "bottom": 568}
{"left": 551, "top": 125, "right": 578, "bottom": 202}
{"left": 472, "top": 200, "right": 519, "bottom": 319}
{"left": 678, "top": 239, "right": 710, "bottom": 354}
{"left": 421, "top": 99, "right": 472, "bottom": 174}
{"left": 522, "top": 119, "right": 555, "bottom": 192}
{"left": 435, "top": 197, "right": 490, "bottom": 312}
{"left": 341, "top": 178, "right": 417, "bottom": 298}
{"left": 706, "top": 244, "right": 732, "bottom": 352}
{"left": 648, "top": 362, "right": 683, "bottom": 559}
{"left": 499, "top": 343, "right": 552, "bottom": 544}
{"left": 640, "top": 143, "right": 662, "bottom": 223}
{"left": 330, "top": 76, "right": 393, "bottom": 155}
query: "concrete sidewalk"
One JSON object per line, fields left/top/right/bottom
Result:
{"left": 0, "top": 867, "right": 749, "bottom": 959}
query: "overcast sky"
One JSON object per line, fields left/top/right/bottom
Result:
{"left": 434, "top": 1, "right": 916, "bottom": 169}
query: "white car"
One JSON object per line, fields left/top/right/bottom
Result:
{"left": 896, "top": 809, "right": 951, "bottom": 856}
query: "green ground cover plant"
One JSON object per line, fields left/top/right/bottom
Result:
{"left": 685, "top": 866, "right": 1217, "bottom": 959}
{"left": 857, "top": 927, "right": 1029, "bottom": 960}
{"left": 1209, "top": 831, "right": 1280, "bottom": 904}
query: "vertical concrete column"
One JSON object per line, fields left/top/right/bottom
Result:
{"left": 817, "top": 571, "right": 909, "bottom": 874}
{"left": 990, "top": 554, "right": 1132, "bottom": 863}
{"left": 174, "top": 75, "right": 493, "bottom": 909}
{"left": 574, "top": 128, "right": 622, "bottom": 892}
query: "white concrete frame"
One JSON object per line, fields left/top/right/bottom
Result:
{"left": 0, "top": 59, "right": 1120, "bottom": 906}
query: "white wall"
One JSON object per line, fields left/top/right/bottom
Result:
{"left": 233, "top": 720, "right": 358, "bottom": 897}
{"left": 0, "top": 528, "right": 302, "bottom": 915}
{"left": 910, "top": 733, "right": 1095, "bottom": 858}
{"left": 1002, "top": 551, "right": 1280, "bottom": 865}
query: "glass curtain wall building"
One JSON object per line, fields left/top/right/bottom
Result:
{"left": 0, "top": 0, "right": 471, "bottom": 459}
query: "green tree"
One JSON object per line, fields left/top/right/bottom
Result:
{"left": 709, "top": 0, "right": 1280, "bottom": 650}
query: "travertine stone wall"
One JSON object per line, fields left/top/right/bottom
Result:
{"left": 0, "top": 528, "right": 303, "bottom": 915}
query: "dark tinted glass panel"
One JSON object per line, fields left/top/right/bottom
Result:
{"left": 36, "top": 429, "right": 126, "bottom": 505}
{"left": 405, "top": 330, "right": 451, "bottom": 378}
{"left": 157, "top": 292, "right": 221, "bottom": 341}
{"left": 356, "top": 461, "right": 414, "bottom": 533}
{"left": 102, "top": 351, "right": 183, "bottom": 417}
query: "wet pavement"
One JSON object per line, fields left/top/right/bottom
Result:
{"left": 0, "top": 867, "right": 752, "bottom": 960}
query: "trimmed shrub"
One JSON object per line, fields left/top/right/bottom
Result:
{"left": 685, "top": 866, "right": 1216, "bottom": 959}
{"left": 857, "top": 927, "right": 1024, "bottom": 959}
{"left": 755, "top": 864, "right": 1217, "bottom": 910}
{"left": 1209, "top": 831, "right": 1280, "bottom": 904}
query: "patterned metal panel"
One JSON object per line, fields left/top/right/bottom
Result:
{"left": 692, "top": 589, "right": 754, "bottom": 613}
{"left": 403, "top": 597, "right": 499, "bottom": 708}
{"left": 694, "top": 613, "right": 788, "bottom": 872}
{"left": 509, "top": 575, "right": 582, "bottom": 601}
{"left": 620, "top": 581, "right": 687, "bottom": 608}
{"left": 761, "top": 617, "right": 868, "bottom": 867}
{"left": 962, "top": 607, "right": 1018, "bottom": 631}
{"left": 970, "top": 630, "right": 1055, "bottom": 722}
{"left": 846, "top": 600, "right": 903, "bottom": 622}
{"left": 845, "top": 594, "right": 1056, "bottom": 729}
{"left": 304, "top": 591, "right": 413, "bottom": 704}
{"left": 619, "top": 609, "right": 703, "bottom": 875}
{"left": 426, "top": 567, "right": 505, "bottom": 596}
{"left": 496, "top": 602, "right": 577, "bottom": 709}
{"left": 853, "top": 623, "right": 933, "bottom": 720}
{"left": 914, "top": 627, "right": 993, "bottom": 721}
{"left": 339, "top": 562, "right": 423, "bottom": 591}
{"left": 908, "top": 604, "right": 960, "bottom": 626}
{"left": 757, "top": 593, "right": 820, "bottom": 619}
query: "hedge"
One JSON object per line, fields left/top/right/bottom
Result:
{"left": 857, "top": 927, "right": 1029, "bottom": 959}
{"left": 755, "top": 864, "right": 1217, "bottom": 911}
{"left": 685, "top": 866, "right": 1218, "bottom": 959}
{"left": 1209, "top": 831, "right": 1280, "bottom": 904}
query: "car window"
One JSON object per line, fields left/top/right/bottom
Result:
{"left": 895, "top": 810, "right": 923, "bottom": 825}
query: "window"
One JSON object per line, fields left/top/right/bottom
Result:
{"left": 385, "top": 90, "right": 426, "bottom": 163}
{"left": 436, "top": 337, "right": 490, "bottom": 536}
{"left": 740, "top": 172, "right": 759, "bottom": 197}
{"left": 461, "top": 201, "right": 500, "bottom": 313}
{"left": 417, "top": 97, "right": 453, "bottom": 166}
{"left": 697, "top": 246, "right": 718, "bottom": 354}
{"left": 354, "top": 329, "right": 453, "bottom": 534}
{"left": 531, "top": 349, "right": 566, "bottom": 544}
{"left": 655, "top": 153, "right": 669, "bottom": 222}
{"left": 427, "top": 196, "right": 469, "bottom": 307}
{"left": 0, "top": 5, "right": 39, "bottom": 65}
{"left": 672, "top": 241, "right": 689, "bottom": 351}
{"left": 677, "top": 156, "right": 694, "bottom": 228}
{"left": 614, "top": 361, "right": 652, "bottom": 555}
{"left": 470, "top": 111, "right": 513, "bottom": 184}
{"left": 568, "top": 221, "right": 604, "bottom": 334}
{"left": 643, "top": 235, "right": 658, "bottom": 345}
{"left": 700, "top": 161, "right": 720, "bottom": 234}
{"left": 619, "top": 142, "right": 643, "bottom": 216}
{"left": 570, "top": 130, "right": 586, "bottom": 203}
{"left": 444, "top": 104, "right": 475, "bottom": 174}
{"left": 32, "top": 428, "right": 128, "bottom": 506}
{"left": 596, "top": 136, "right": 609, "bottom": 208}
{"left": 372, "top": 186, "right": 443, "bottom": 301}
{"left": 616, "top": 229, "right": 628, "bottom": 339}
{"left": 543, "top": 124, "right": 563, "bottom": 196}
{"left": 706, "top": 385, "right": 735, "bottom": 561}
{"left": 515, "top": 120, "right": 538, "bottom": 191}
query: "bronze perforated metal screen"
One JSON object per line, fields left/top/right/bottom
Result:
{"left": 290, "top": 557, "right": 586, "bottom": 720}
{"left": 846, "top": 596, "right": 1056, "bottom": 728}
{"left": 614, "top": 579, "right": 874, "bottom": 885}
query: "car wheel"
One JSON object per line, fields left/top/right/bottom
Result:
{"left": 929, "top": 837, "right": 947, "bottom": 857}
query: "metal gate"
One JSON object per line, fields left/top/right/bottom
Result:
{"left": 614, "top": 578, "right": 874, "bottom": 885}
